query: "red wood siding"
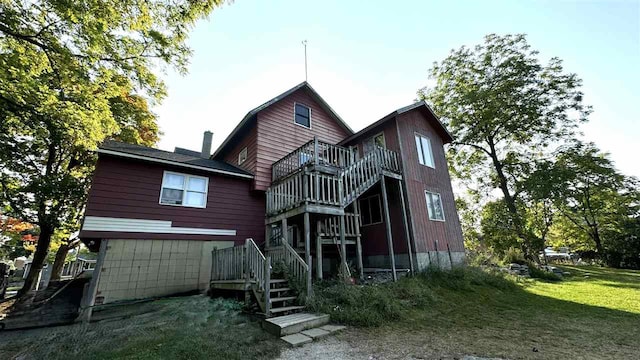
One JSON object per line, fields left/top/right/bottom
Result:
{"left": 254, "top": 89, "right": 351, "bottom": 190}
{"left": 358, "top": 182, "right": 409, "bottom": 257}
{"left": 343, "top": 120, "right": 408, "bottom": 257}
{"left": 396, "top": 110, "right": 464, "bottom": 253}
{"left": 80, "top": 155, "right": 265, "bottom": 245}
{"left": 223, "top": 121, "right": 258, "bottom": 175}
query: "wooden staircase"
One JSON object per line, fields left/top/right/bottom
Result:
{"left": 211, "top": 238, "right": 309, "bottom": 318}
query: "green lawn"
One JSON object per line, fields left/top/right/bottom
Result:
{"left": 527, "top": 265, "right": 640, "bottom": 314}
{"left": 1, "top": 266, "right": 638, "bottom": 359}
{"left": 313, "top": 265, "right": 640, "bottom": 359}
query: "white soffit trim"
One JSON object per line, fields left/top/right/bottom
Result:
{"left": 97, "top": 149, "right": 254, "bottom": 179}
{"left": 82, "top": 216, "right": 236, "bottom": 236}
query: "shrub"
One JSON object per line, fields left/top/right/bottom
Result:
{"left": 502, "top": 247, "right": 527, "bottom": 265}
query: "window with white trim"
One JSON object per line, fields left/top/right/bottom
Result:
{"left": 160, "top": 171, "right": 208, "bottom": 208}
{"left": 415, "top": 134, "right": 435, "bottom": 168}
{"left": 238, "top": 147, "right": 247, "bottom": 165}
{"left": 294, "top": 103, "right": 311, "bottom": 128}
{"left": 425, "top": 191, "right": 445, "bottom": 221}
{"left": 363, "top": 132, "right": 385, "bottom": 154}
{"left": 359, "top": 194, "right": 383, "bottom": 226}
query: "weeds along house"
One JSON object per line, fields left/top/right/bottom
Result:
{"left": 79, "top": 82, "right": 465, "bottom": 309}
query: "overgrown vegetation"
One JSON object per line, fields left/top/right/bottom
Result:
{"left": 309, "top": 267, "right": 516, "bottom": 327}
{"left": 313, "top": 265, "right": 639, "bottom": 359}
{"left": 0, "top": 296, "right": 283, "bottom": 360}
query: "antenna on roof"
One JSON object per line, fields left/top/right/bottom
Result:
{"left": 302, "top": 40, "right": 308, "bottom": 82}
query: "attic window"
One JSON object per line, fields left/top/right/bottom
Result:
{"left": 294, "top": 103, "right": 311, "bottom": 128}
{"left": 238, "top": 147, "right": 247, "bottom": 165}
{"left": 363, "top": 132, "right": 385, "bottom": 154}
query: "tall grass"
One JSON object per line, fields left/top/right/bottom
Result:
{"left": 308, "top": 266, "right": 516, "bottom": 327}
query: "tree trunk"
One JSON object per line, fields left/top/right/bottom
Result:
{"left": 18, "top": 224, "right": 53, "bottom": 296}
{"left": 487, "top": 142, "right": 532, "bottom": 259}
{"left": 592, "top": 226, "right": 604, "bottom": 255}
{"left": 50, "top": 243, "right": 70, "bottom": 281}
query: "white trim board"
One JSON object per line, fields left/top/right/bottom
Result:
{"left": 97, "top": 149, "right": 254, "bottom": 179}
{"left": 82, "top": 216, "right": 237, "bottom": 236}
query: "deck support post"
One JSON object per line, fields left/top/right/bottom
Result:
{"left": 316, "top": 220, "right": 323, "bottom": 280}
{"left": 398, "top": 179, "right": 414, "bottom": 274}
{"left": 304, "top": 212, "right": 312, "bottom": 296}
{"left": 244, "top": 239, "right": 251, "bottom": 306}
{"left": 281, "top": 217, "right": 288, "bottom": 247}
{"left": 313, "top": 136, "right": 319, "bottom": 165}
{"left": 353, "top": 201, "right": 364, "bottom": 279}
{"left": 380, "top": 176, "right": 397, "bottom": 281}
{"left": 339, "top": 214, "right": 348, "bottom": 279}
{"left": 265, "top": 225, "right": 271, "bottom": 251}
{"left": 264, "top": 256, "right": 271, "bottom": 317}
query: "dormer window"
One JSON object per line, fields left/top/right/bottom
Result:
{"left": 294, "top": 103, "right": 311, "bottom": 128}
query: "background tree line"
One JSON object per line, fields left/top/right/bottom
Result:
{"left": 421, "top": 34, "right": 639, "bottom": 269}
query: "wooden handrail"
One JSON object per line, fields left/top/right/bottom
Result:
{"left": 268, "top": 240, "right": 309, "bottom": 298}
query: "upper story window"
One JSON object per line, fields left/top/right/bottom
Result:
{"left": 238, "top": 147, "right": 248, "bottom": 165}
{"left": 160, "top": 171, "right": 208, "bottom": 208}
{"left": 415, "top": 134, "right": 435, "bottom": 168}
{"left": 425, "top": 191, "right": 445, "bottom": 221}
{"left": 359, "top": 194, "right": 383, "bottom": 226}
{"left": 294, "top": 103, "right": 311, "bottom": 128}
{"left": 363, "top": 132, "right": 385, "bottom": 154}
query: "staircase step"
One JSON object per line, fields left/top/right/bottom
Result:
{"left": 263, "top": 312, "right": 330, "bottom": 336}
{"left": 271, "top": 287, "right": 292, "bottom": 293}
{"left": 269, "top": 305, "right": 305, "bottom": 314}
{"left": 269, "top": 279, "right": 287, "bottom": 284}
{"left": 271, "top": 296, "right": 297, "bottom": 303}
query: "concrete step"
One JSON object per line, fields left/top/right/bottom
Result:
{"left": 279, "top": 323, "right": 347, "bottom": 347}
{"left": 263, "top": 312, "right": 330, "bottom": 336}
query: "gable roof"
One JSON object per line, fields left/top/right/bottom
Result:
{"left": 339, "top": 101, "right": 454, "bottom": 145}
{"left": 212, "top": 81, "right": 354, "bottom": 159}
{"left": 99, "top": 140, "right": 253, "bottom": 179}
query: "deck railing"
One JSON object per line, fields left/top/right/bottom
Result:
{"left": 266, "top": 146, "right": 402, "bottom": 215}
{"left": 271, "top": 137, "right": 354, "bottom": 183}
{"left": 211, "top": 245, "right": 246, "bottom": 281}
{"left": 268, "top": 241, "right": 309, "bottom": 297}
{"left": 319, "top": 213, "right": 360, "bottom": 238}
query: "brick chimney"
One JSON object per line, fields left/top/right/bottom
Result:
{"left": 201, "top": 131, "right": 213, "bottom": 158}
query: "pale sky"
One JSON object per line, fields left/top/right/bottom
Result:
{"left": 155, "top": 0, "right": 640, "bottom": 178}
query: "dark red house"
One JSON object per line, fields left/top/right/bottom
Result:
{"left": 79, "top": 82, "right": 465, "bottom": 309}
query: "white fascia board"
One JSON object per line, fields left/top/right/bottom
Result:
{"left": 82, "top": 216, "right": 237, "bottom": 236}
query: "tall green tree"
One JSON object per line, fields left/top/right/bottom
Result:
{"left": 419, "top": 34, "right": 591, "bottom": 258}
{"left": 0, "top": 0, "right": 222, "bottom": 295}
{"left": 527, "top": 142, "right": 639, "bottom": 256}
